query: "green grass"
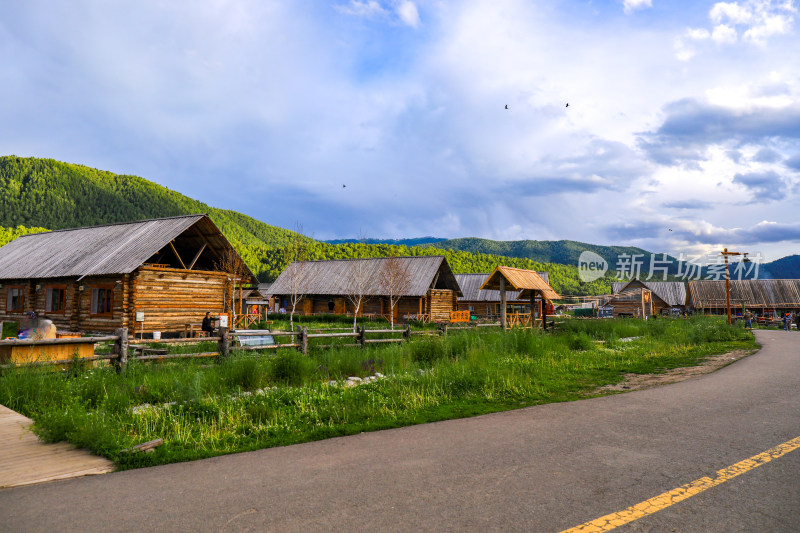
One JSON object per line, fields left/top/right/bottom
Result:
{"left": 0, "top": 317, "right": 756, "bottom": 470}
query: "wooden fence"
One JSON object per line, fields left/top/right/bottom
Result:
{"left": 0, "top": 322, "right": 503, "bottom": 373}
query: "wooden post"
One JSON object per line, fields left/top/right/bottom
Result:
{"left": 301, "top": 326, "right": 308, "bottom": 355}
{"left": 358, "top": 325, "right": 366, "bottom": 348}
{"left": 218, "top": 326, "right": 229, "bottom": 359}
{"left": 529, "top": 291, "right": 536, "bottom": 329}
{"left": 500, "top": 277, "right": 507, "bottom": 330}
{"left": 541, "top": 292, "right": 548, "bottom": 330}
{"left": 114, "top": 327, "right": 128, "bottom": 374}
{"left": 404, "top": 324, "right": 411, "bottom": 342}
{"left": 0, "top": 321, "right": 4, "bottom": 339}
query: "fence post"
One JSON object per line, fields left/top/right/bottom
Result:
{"left": 301, "top": 326, "right": 308, "bottom": 355}
{"left": 404, "top": 324, "right": 411, "bottom": 342}
{"left": 218, "top": 327, "right": 229, "bottom": 359}
{"left": 0, "top": 321, "right": 4, "bottom": 339}
{"left": 114, "top": 327, "right": 128, "bottom": 374}
{"left": 358, "top": 326, "right": 366, "bottom": 348}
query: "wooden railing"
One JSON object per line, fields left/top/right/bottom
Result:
{"left": 0, "top": 321, "right": 507, "bottom": 372}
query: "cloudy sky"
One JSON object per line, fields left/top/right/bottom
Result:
{"left": 2, "top": 1, "right": 799, "bottom": 261}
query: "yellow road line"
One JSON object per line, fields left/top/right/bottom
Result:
{"left": 561, "top": 435, "right": 800, "bottom": 533}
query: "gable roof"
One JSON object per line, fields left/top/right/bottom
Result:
{"left": 479, "top": 266, "right": 560, "bottom": 301}
{"left": 611, "top": 279, "right": 687, "bottom": 307}
{"left": 269, "top": 256, "right": 461, "bottom": 298}
{"left": 687, "top": 279, "right": 800, "bottom": 308}
{"left": 0, "top": 214, "right": 256, "bottom": 282}
{"left": 456, "top": 272, "right": 550, "bottom": 302}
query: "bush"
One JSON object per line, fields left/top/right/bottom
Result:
{"left": 269, "top": 351, "right": 316, "bottom": 385}
{"left": 568, "top": 332, "right": 594, "bottom": 351}
{"left": 410, "top": 337, "right": 448, "bottom": 366}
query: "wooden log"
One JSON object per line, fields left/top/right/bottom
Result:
{"left": 217, "top": 327, "right": 229, "bottom": 358}
{"left": 114, "top": 327, "right": 128, "bottom": 374}
{"left": 306, "top": 332, "right": 360, "bottom": 339}
{"left": 132, "top": 352, "right": 219, "bottom": 361}
{"left": 0, "top": 336, "right": 118, "bottom": 346}
{"left": 0, "top": 353, "right": 116, "bottom": 369}
{"left": 122, "top": 438, "right": 163, "bottom": 454}
{"left": 364, "top": 338, "right": 405, "bottom": 344}
{"left": 301, "top": 326, "right": 308, "bottom": 356}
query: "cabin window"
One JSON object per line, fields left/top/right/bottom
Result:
{"left": 6, "top": 286, "right": 25, "bottom": 312}
{"left": 90, "top": 286, "right": 114, "bottom": 316}
{"left": 45, "top": 286, "right": 66, "bottom": 314}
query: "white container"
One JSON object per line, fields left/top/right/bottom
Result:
{"left": 153, "top": 331, "right": 161, "bottom": 340}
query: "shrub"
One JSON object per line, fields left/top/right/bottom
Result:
{"left": 269, "top": 351, "right": 316, "bottom": 385}
{"left": 410, "top": 337, "right": 448, "bottom": 366}
{"left": 568, "top": 332, "right": 594, "bottom": 351}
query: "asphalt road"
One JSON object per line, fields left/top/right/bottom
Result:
{"left": 1, "top": 330, "right": 798, "bottom": 532}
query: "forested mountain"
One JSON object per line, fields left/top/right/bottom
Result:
{"left": 324, "top": 237, "right": 446, "bottom": 246}
{"left": 0, "top": 156, "right": 307, "bottom": 249}
{"left": 428, "top": 238, "right": 651, "bottom": 267}
{"left": 761, "top": 255, "right": 800, "bottom": 279}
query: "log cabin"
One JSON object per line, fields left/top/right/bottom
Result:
{"left": 0, "top": 214, "right": 256, "bottom": 335}
{"left": 686, "top": 279, "right": 800, "bottom": 315}
{"left": 607, "top": 279, "right": 687, "bottom": 317}
{"left": 268, "top": 256, "right": 462, "bottom": 322}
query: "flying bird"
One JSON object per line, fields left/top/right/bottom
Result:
{"left": 668, "top": 228, "right": 673, "bottom": 232}
{"left": 343, "top": 184, "right": 346, "bottom": 188}
{"left": 565, "top": 103, "right": 569, "bottom": 108}
{"left": 504, "top": 105, "right": 508, "bottom": 109}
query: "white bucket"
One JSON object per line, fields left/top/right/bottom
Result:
{"left": 153, "top": 331, "right": 161, "bottom": 340}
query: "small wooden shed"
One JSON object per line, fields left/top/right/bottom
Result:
{"left": 455, "top": 272, "right": 551, "bottom": 317}
{"left": 607, "top": 279, "right": 687, "bottom": 317}
{"left": 479, "top": 266, "right": 560, "bottom": 328}
{"left": 0, "top": 214, "right": 256, "bottom": 335}
{"left": 269, "top": 256, "right": 462, "bottom": 322}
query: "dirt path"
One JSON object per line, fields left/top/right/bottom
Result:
{"left": 593, "top": 348, "right": 757, "bottom": 393}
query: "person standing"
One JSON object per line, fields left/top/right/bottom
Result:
{"left": 795, "top": 311, "right": 800, "bottom": 332}
{"left": 782, "top": 312, "right": 790, "bottom": 331}
{"left": 743, "top": 309, "right": 753, "bottom": 330}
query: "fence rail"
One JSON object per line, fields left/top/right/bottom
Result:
{"left": 0, "top": 321, "right": 507, "bottom": 372}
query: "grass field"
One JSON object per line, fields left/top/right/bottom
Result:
{"left": 0, "top": 316, "right": 756, "bottom": 470}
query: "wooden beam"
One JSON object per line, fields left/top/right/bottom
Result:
{"left": 500, "top": 277, "right": 507, "bottom": 330}
{"left": 193, "top": 225, "right": 221, "bottom": 261}
{"left": 188, "top": 243, "right": 207, "bottom": 270}
{"left": 169, "top": 241, "right": 187, "bottom": 269}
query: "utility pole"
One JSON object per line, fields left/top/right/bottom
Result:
{"left": 721, "top": 248, "right": 750, "bottom": 325}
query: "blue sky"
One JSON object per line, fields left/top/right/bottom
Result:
{"left": 1, "top": 0, "right": 799, "bottom": 262}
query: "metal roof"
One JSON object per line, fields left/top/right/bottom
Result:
{"left": 687, "top": 279, "right": 800, "bottom": 308}
{"left": 612, "top": 280, "right": 687, "bottom": 307}
{"left": 479, "top": 266, "right": 560, "bottom": 301}
{"left": 456, "top": 272, "right": 550, "bottom": 302}
{"left": 269, "top": 256, "right": 461, "bottom": 298}
{"left": 0, "top": 214, "right": 256, "bottom": 281}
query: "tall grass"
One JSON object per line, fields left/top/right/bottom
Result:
{"left": 0, "top": 317, "right": 755, "bottom": 469}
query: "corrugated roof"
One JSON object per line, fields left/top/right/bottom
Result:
{"left": 269, "top": 256, "right": 461, "bottom": 298}
{"left": 0, "top": 214, "right": 256, "bottom": 281}
{"left": 479, "top": 266, "right": 560, "bottom": 301}
{"left": 456, "top": 272, "right": 550, "bottom": 302}
{"left": 687, "top": 280, "right": 800, "bottom": 308}
{"left": 612, "top": 280, "right": 687, "bottom": 307}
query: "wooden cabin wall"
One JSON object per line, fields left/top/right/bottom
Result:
{"left": 426, "top": 289, "right": 456, "bottom": 321}
{"left": 130, "top": 266, "right": 227, "bottom": 333}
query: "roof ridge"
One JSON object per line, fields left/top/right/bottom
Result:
{"left": 14, "top": 214, "right": 208, "bottom": 237}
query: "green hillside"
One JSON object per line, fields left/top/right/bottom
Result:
{"left": 428, "top": 237, "right": 650, "bottom": 267}
{"left": 762, "top": 255, "right": 800, "bottom": 279}
{"left": 0, "top": 156, "right": 306, "bottom": 248}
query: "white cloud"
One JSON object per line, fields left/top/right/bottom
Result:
{"left": 623, "top": 0, "right": 653, "bottom": 15}
{"left": 712, "top": 23, "right": 738, "bottom": 42}
{"left": 336, "top": 1, "right": 389, "bottom": 18}
{"left": 395, "top": 1, "right": 420, "bottom": 28}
